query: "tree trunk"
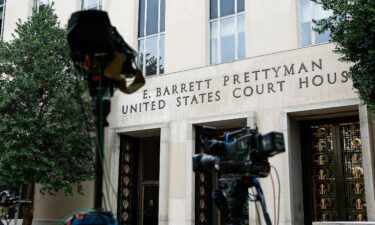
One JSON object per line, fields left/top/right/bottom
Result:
{"left": 22, "top": 182, "right": 35, "bottom": 225}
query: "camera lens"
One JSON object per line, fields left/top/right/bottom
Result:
{"left": 192, "top": 154, "right": 218, "bottom": 172}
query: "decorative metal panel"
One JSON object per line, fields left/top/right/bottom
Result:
{"left": 307, "top": 119, "right": 367, "bottom": 222}
{"left": 195, "top": 150, "right": 213, "bottom": 225}
{"left": 118, "top": 137, "right": 138, "bottom": 225}
{"left": 340, "top": 122, "right": 367, "bottom": 221}
{"left": 311, "top": 124, "right": 338, "bottom": 221}
{"left": 195, "top": 128, "right": 213, "bottom": 225}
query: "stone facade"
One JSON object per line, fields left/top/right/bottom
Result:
{"left": 108, "top": 44, "right": 375, "bottom": 225}
{"left": 1, "top": 0, "right": 374, "bottom": 225}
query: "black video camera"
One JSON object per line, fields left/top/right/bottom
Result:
{"left": 67, "top": 10, "right": 145, "bottom": 126}
{"left": 193, "top": 126, "right": 285, "bottom": 177}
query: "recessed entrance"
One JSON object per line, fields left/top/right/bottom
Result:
{"left": 118, "top": 133, "right": 160, "bottom": 225}
{"left": 194, "top": 118, "right": 247, "bottom": 225}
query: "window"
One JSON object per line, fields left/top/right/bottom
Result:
{"left": 82, "top": 0, "right": 102, "bottom": 10}
{"left": 210, "top": 0, "right": 245, "bottom": 64}
{"left": 300, "top": 0, "right": 332, "bottom": 47}
{"left": 301, "top": 118, "right": 367, "bottom": 222}
{"left": 137, "top": 0, "right": 165, "bottom": 76}
{"left": 35, "top": 0, "right": 50, "bottom": 10}
{"left": 0, "top": 0, "right": 5, "bottom": 41}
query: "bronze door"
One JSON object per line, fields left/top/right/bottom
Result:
{"left": 118, "top": 136, "right": 160, "bottom": 225}
{"left": 194, "top": 126, "right": 243, "bottom": 225}
{"left": 301, "top": 117, "right": 367, "bottom": 223}
{"left": 139, "top": 137, "right": 160, "bottom": 225}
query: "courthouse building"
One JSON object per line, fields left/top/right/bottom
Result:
{"left": 1, "top": 0, "right": 375, "bottom": 225}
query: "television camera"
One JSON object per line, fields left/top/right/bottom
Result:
{"left": 67, "top": 10, "right": 145, "bottom": 127}
{"left": 66, "top": 10, "right": 145, "bottom": 225}
{"left": 193, "top": 127, "right": 285, "bottom": 225}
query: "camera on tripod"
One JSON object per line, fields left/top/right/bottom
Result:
{"left": 193, "top": 126, "right": 285, "bottom": 177}
{"left": 192, "top": 126, "right": 285, "bottom": 225}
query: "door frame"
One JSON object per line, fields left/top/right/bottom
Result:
{"left": 138, "top": 136, "right": 160, "bottom": 225}
{"left": 188, "top": 111, "right": 257, "bottom": 225}
{"left": 111, "top": 122, "right": 170, "bottom": 225}
{"left": 281, "top": 98, "right": 375, "bottom": 224}
{"left": 300, "top": 116, "right": 362, "bottom": 222}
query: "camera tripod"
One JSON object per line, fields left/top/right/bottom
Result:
{"left": 213, "top": 176, "right": 272, "bottom": 225}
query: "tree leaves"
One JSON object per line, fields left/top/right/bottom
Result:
{"left": 0, "top": 5, "right": 94, "bottom": 195}
{"left": 312, "top": 0, "right": 375, "bottom": 111}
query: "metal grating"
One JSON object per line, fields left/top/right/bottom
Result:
{"left": 340, "top": 122, "right": 367, "bottom": 221}
{"left": 311, "top": 124, "right": 338, "bottom": 221}
{"left": 307, "top": 119, "right": 367, "bottom": 222}
{"left": 195, "top": 145, "right": 213, "bottom": 225}
{"left": 118, "top": 137, "right": 138, "bottom": 225}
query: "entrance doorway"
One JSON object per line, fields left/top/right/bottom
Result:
{"left": 194, "top": 119, "right": 246, "bottom": 225}
{"left": 118, "top": 135, "right": 160, "bottom": 225}
{"left": 301, "top": 116, "right": 367, "bottom": 223}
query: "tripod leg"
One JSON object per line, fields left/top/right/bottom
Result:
{"left": 256, "top": 188, "right": 272, "bottom": 225}
{"left": 213, "top": 190, "right": 247, "bottom": 225}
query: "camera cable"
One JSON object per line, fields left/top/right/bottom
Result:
{"left": 250, "top": 187, "right": 262, "bottom": 225}
{"left": 271, "top": 165, "right": 280, "bottom": 225}
{"left": 247, "top": 189, "right": 257, "bottom": 202}
{"left": 270, "top": 171, "right": 276, "bottom": 225}
{"left": 253, "top": 179, "right": 273, "bottom": 225}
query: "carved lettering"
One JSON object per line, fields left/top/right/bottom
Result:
{"left": 122, "top": 59, "right": 350, "bottom": 115}
{"left": 341, "top": 71, "right": 349, "bottom": 83}
{"left": 272, "top": 66, "right": 281, "bottom": 78}
{"left": 312, "top": 59, "right": 323, "bottom": 71}
{"left": 262, "top": 68, "right": 271, "bottom": 79}
{"left": 284, "top": 64, "right": 295, "bottom": 76}
{"left": 312, "top": 75, "right": 324, "bottom": 86}
{"left": 327, "top": 73, "right": 337, "bottom": 84}
{"left": 298, "top": 62, "right": 308, "bottom": 73}
{"left": 299, "top": 77, "right": 309, "bottom": 89}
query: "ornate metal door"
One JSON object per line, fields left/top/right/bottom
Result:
{"left": 195, "top": 126, "right": 214, "bottom": 225}
{"left": 118, "top": 136, "right": 140, "bottom": 225}
{"left": 194, "top": 126, "right": 242, "bottom": 225}
{"left": 118, "top": 136, "right": 160, "bottom": 225}
{"left": 301, "top": 117, "right": 367, "bottom": 223}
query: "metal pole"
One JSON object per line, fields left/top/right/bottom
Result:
{"left": 93, "top": 63, "right": 105, "bottom": 209}
{"left": 94, "top": 131, "right": 104, "bottom": 209}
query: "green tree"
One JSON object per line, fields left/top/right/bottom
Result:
{"left": 312, "top": 0, "right": 375, "bottom": 111}
{"left": 0, "top": 5, "right": 94, "bottom": 225}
